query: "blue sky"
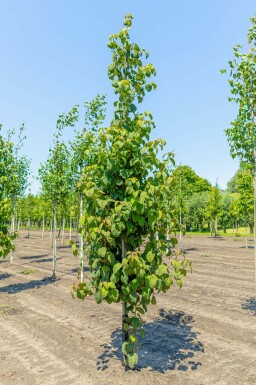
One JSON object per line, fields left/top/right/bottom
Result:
{"left": 0, "top": 0, "right": 255, "bottom": 193}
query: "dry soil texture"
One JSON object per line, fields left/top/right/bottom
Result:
{"left": 0, "top": 232, "right": 255, "bottom": 385}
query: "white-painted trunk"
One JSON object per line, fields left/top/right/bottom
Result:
{"left": 79, "top": 195, "right": 84, "bottom": 283}
{"left": 52, "top": 202, "right": 57, "bottom": 279}
{"left": 69, "top": 216, "right": 72, "bottom": 239}
{"left": 121, "top": 238, "right": 128, "bottom": 370}
{"left": 61, "top": 217, "right": 65, "bottom": 245}
{"left": 42, "top": 214, "right": 45, "bottom": 239}
{"left": 245, "top": 219, "right": 248, "bottom": 249}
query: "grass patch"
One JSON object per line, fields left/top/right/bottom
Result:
{"left": 21, "top": 268, "right": 37, "bottom": 275}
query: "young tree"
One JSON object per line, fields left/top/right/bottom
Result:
{"left": 72, "top": 15, "right": 191, "bottom": 369}
{"left": 185, "top": 191, "right": 209, "bottom": 232}
{"left": 223, "top": 14, "right": 256, "bottom": 281}
{"left": 39, "top": 108, "right": 78, "bottom": 278}
{"left": 0, "top": 127, "right": 16, "bottom": 257}
{"left": 207, "top": 185, "right": 223, "bottom": 238}
{"left": 70, "top": 95, "right": 106, "bottom": 282}
{"left": 237, "top": 170, "right": 254, "bottom": 248}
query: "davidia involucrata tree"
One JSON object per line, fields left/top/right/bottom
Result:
{"left": 72, "top": 14, "right": 191, "bottom": 369}
{"left": 0, "top": 126, "right": 17, "bottom": 257}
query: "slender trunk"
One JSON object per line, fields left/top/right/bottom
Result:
{"left": 69, "top": 215, "right": 72, "bottom": 240}
{"left": 27, "top": 216, "right": 30, "bottom": 238}
{"left": 245, "top": 219, "right": 248, "bottom": 249}
{"left": 10, "top": 197, "right": 16, "bottom": 264}
{"left": 79, "top": 194, "right": 84, "bottom": 283}
{"left": 52, "top": 201, "right": 57, "bottom": 279}
{"left": 166, "top": 226, "right": 170, "bottom": 254}
{"left": 253, "top": 147, "right": 256, "bottom": 290}
{"left": 75, "top": 217, "right": 78, "bottom": 245}
{"left": 17, "top": 219, "right": 20, "bottom": 233}
{"left": 42, "top": 214, "right": 45, "bottom": 239}
{"left": 121, "top": 238, "right": 128, "bottom": 370}
{"left": 50, "top": 219, "right": 52, "bottom": 239}
{"left": 179, "top": 206, "right": 182, "bottom": 249}
{"left": 61, "top": 217, "right": 65, "bottom": 245}
{"left": 214, "top": 217, "right": 217, "bottom": 238}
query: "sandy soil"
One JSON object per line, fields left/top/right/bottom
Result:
{"left": 0, "top": 231, "right": 255, "bottom": 385}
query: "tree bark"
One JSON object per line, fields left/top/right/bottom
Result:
{"left": 214, "top": 217, "right": 218, "bottom": 238}
{"left": 254, "top": 146, "right": 256, "bottom": 289}
{"left": 69, "top": 215, "right": 72, "bottom": 240}
{"left": 61, "top": 217, "right": 65, "bottom": 245}
{"left": 42, "top": 214, "right": 45, "bottom": 239}
{"left": 121, "top": 238, "right": 128, "bottom": 370}
{"left": 245, "top": 218, "right": 248, "bottom": 249}
{"left": 52, "top": 201, "right": 57, "bottom": 279}
{"left": 79, "top": 194, "right": 84, "bottom": 283}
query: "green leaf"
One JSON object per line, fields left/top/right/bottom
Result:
{"left": 101, "top": 286, "right": 108, "bottom": 298}
{"left": 129, "top": 334, "right": 136, "bottom": 343}
{"left": 113, "top": 262, "right": 122, "bottom": 274}
{"left": 130, "top": 278, "right": 139, "bottom": 291}
{"left": 126, "top": 353, "right": 138, "bottom": 368}
{"left": 130, "top": 104, "right": 137, "bottom": 113}
{"left": 109, "top": 288, "right": 119, "bottom": 302}
{"left": 122, "top": 341, "right": 133, "bottom": 355}
{"left": 95, "top": 290, "right": 103, "bottom": 304}
{"left": 146, "top": 250, "right": 154, "bottom": 263}
{"left": 146, "top": 274, "right": 158, "bottom": 288}
{"left": 156, "top": 264, "right": 168, "bottom": 276}
{"left": 151, "top": 295, "right": 156, "bottom": 305}
{"left": 98, "top": 247, "right": 107, "bottom": 258}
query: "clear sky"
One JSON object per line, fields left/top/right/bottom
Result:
{"left": 0, "top": 1, "right": 255, "bottom": 193}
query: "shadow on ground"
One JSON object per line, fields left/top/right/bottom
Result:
{"left": 0, "top": 273, "right": 12, "bottom": 280}
{"left": 97, "top": 309, "right": 203, "bottom": 373}
{"left": 0, "top": 277, "right": 58, "bottom": 294}
{"left": 21, "top": 254, "right": 49, "bottom": 260}
{"left": 241, "top": 298, "right": 256, "bottom": 316}
{"left": 32, "top": 257, "right": 62, "bottom": 263}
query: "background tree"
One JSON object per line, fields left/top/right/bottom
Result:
{"left": 206, "top": 185, "right": 223, "bottom": 238}
{"left": 185, "top": 191, "right": 209, "bottom": 232}
{"left": 70, "top": 95, "right": 106, "bottom": 282}
{"left": 237, "top": 170, "right": 254, "bottom": 248}
{"left": 0, "top": 126, "right": 16, "bottom": 257}
{"left": 223, "top": 14, "right": 256, "bottom": 282}
{"left": 39, "top": 108, "right": 77, "bottom": 278}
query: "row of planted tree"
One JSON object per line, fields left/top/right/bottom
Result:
{"left": 3, "top": 164, "right": 255, "bottom": 241}
{"left": 1, "top": 13, "right": 256, "bottom": 370}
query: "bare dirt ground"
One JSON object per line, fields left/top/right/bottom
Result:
{"left": 0, "top": 231, "right": 255, "bottom": 385}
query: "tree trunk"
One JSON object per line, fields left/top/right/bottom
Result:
{"left": 254, "top": 147, "right": 256, "bottom": 289}
{"left": 79, "top": 194, "right": 84, "bottom": 283}
{"left": 75, "top": 217, "right": 78, "bottom": 245}
{"left": 245, "top": 218, "right": 248, "bottom": 249}
{"left": 52, "top": 201, "right": 57, "bottom": 279}
{"left": 179, "top": 203, "right": 182, "bottom": 249}
{"left": 214, "top": 217, "right": 218, "bottom": 238}
{"left": 69, "top": 215, "right": 72, "bottom": 240}
{"left": 121, "top": 238, "right": 128, "bottom": 370}
{"left": 61, "top": 217, "right": 65, "bottom": 245}
{"left": 10, "top": 197, "right": 16, "bottom": 264}
{"left": 27, "top": 217, "right": 30, "bottom": 238}
{"left": 42, "top": 214, "right": 45, "bottom": 239}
